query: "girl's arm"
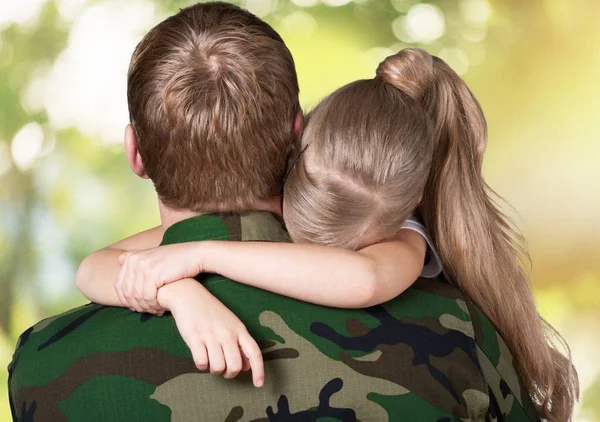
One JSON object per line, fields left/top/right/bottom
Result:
{"left": 203, "top": 229, "right": 426, "bottom": 308}
{"left": 121, "top": 229, "right": 427, "bottom": 309}
{"left": 75, "top": 226, "right": 164, "bottom": 306}
{"left": 76, "top": 231, "right": 266, "bottom": 385}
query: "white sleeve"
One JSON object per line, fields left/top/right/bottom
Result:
{"left": 401, "top": 214, "right": 443, "bottom": 278}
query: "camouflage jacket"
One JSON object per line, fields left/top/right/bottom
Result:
{"left": 8, "top": 212, "right": 540, "bottom": 421}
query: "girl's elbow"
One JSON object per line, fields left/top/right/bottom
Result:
{"left": 360, "top": 286, "right": 383, "bottom": 308}
{"left": 74, "top": 271, "right": 86, "bottom": 292}
{"left": 74, "top": 258, "right": 91, "bottom": 291}
{"left": 352, "top": 271, "right": 380, "bottom": 308}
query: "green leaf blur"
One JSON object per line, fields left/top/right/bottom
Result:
{"left": 1, "top": 0, "right": 598, "bottom": 419}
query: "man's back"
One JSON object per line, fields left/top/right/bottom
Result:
{"left": 9, "top": 212, "right": 537, "bottom": 421}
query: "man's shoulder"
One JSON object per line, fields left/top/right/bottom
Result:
{"left": 410, "top": 277, "right": 538, "bottom": 421}
{"left": 462, "top": 296, "right": 540, "bottom": 421}
{"left": 9, "top": 278, "right": 537, "bottom": 421}
{"left": 388, "top": 277, "right": 537, "bottom": 421}
{"left": 205, "top": 275, "right": 493, "bottom": 419}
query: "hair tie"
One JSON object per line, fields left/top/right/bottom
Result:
{"left": 283, "top": 143, "right": 309, "bottom": 183}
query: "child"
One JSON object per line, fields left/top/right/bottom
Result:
{"left": 77, "top": 48, "right": 576, "bottom": 421}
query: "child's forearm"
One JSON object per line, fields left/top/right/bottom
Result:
{"left": 75, "top": 226, "right": 164, "bottom": 306}
{"left": 75, "top": 248, "right": 126, "bottom": 306}
{"left": 199, "top": 231, "right": 425, "bottom": 308}
{"left": 203, "top": 242, "right": 375, "bottom": 308}
{"left": 156, "top": 277, "right": 200, "bottom": 311}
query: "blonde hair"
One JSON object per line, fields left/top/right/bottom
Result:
{"left": 283, "top": 48, "right": 578, "bottom": 421}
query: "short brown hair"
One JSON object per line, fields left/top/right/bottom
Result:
{"left": 127, "top": 2, "right": 299, "bottom": 212}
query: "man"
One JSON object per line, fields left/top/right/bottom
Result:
{"left": 8, "top": 2, "right": 537, "bottom": 421}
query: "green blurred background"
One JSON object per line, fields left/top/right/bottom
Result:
{"left": 1, "top": 0, "right": 598, "bottom": 420}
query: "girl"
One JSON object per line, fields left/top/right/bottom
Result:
{"left": 76, "top": 48, "right": 577, "bottom": 421}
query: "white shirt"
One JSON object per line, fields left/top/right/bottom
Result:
{"left": 402, "top": 214, "right": 443, "bottom": 278}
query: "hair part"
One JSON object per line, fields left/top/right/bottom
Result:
{"left": 284, "top": 48, "right": 578, "bottom": 420}
{"left": 283, "top": 78, "right": 432, "bottom": 249}
{"left": 127, "top": 2, "right": 300, "bottom": 212}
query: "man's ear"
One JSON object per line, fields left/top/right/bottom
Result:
{"left": 124, "top": 125, "right": 149, "bottom": 179}
{"left": 293, "top": 111, "right": 304, "bottom": 139}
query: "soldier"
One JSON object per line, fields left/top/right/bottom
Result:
{"left": 8, "top": 3, "right": 574, "bottom": 421}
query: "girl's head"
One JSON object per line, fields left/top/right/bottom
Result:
{"left": 283, "top": 61, "right": 431, "bottom": 249}
{"left": 284, "top": 48, "right": 466, "bottom": 249}
{"left": 283, "top": 48, "right": 578, "bottom": 421}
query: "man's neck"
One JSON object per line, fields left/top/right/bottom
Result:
{"left": 158, "top": 203, "right": 201, "bottom": 230}
{"left": 158, "top": 197, "right": 283, "bottom": 230}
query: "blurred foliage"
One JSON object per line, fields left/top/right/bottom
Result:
{"left": 582, "top": 375, "right": 600, "bottom": 420}
{"left": 1, "top": 0, "right": 599, "bottom": 419}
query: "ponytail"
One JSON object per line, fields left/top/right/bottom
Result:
{"left": 378, "top": 49, "right": 578, "bottom": 421}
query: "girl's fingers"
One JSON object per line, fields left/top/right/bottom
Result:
{"left": 115, "top": 257, "right": 129, "bottom": 307}
{"left": 133, "top": 263, "right": 153, "bottom": 313}
{"left": 222, "top": 340, "right": 243, "bottom": 379}
{"left": 190, "top": 341, "right": 208, "bottom": 371}
{"left": 241, "top": 351, "right": 251, "bottom": 372}
{"left": 128, "top": 295, "right": 144, "bottom": 313}
{"left": 124, "top": 265, "right": 143, "bottom": 312}
{"left": 142, "top": 276, "right": 163, "bottom": 314}
{"left": 205, "top": 339, "right": 226, "bottom": 375}
{"left": 117, "top": 252, "right": 128, "bottom": 265}
{"left": 239, "top": 333, "right": 265, "bottom": 387}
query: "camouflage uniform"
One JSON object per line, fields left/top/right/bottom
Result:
{"left": 8, "top": 212, "right": 539, "bottom": 421}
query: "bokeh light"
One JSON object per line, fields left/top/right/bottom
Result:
{"left": 438, "top": 47, "right": 470, "bottom": 75}
{"left": 290, "top": 0, "right": 318, "bottom": 7}
{"left": 0, "top": 0, "right": 48, "bottom": 30}
{"left": 11, "top": 123, "right": 44, "bottom": 171}
{"left": 42, "top": 0, "right": 156, "bottom": 144}
{"left": 404, "top": 3, "right": 445, "bottom": 43}
{"left": 243, "top": 0, "right": 278, "bottom": 17}
{"left": 0, "top": 0, "right": 598, "bottom": 419}
{"left": 459, "top": 0, "right": 491, "bottom": 24}
{"left": 322, "top": 0, "right": 352, "bottom": 7}
{"left": 281, "top": 11, "right": 318, "bottom": 36}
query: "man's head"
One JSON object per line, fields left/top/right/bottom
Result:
{"left": 125, "top": 2, "right": 300, "bottom": 213}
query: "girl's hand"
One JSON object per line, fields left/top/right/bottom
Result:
{"left": 159, "top": 278, "right": 265, "bottom": 387}
{"left": 114, "top": 243, "right": 205, "bottom": 314}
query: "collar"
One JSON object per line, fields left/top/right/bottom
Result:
{"left": 160, "top": 211, "right": 290, "bottom": 246}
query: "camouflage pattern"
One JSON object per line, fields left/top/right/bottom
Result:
{"left": 8, "top": 212, "right": 540, "bottom": 421}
